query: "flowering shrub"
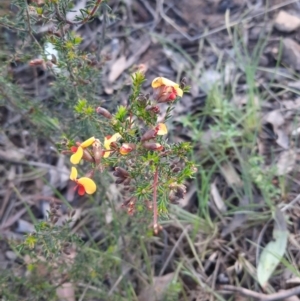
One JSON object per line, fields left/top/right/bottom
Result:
{"left": 1, "top": 0, "right": 195, "bottom": 235}
{"left": 63, "top": 74, "right": 195, "bottom": 233}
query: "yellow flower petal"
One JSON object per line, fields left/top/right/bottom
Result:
{"left": 70, "top": 167, "right": 78, "bottom": 181}
{"left": 103, "top": 133, "right": 122, "bottom": 158}
{"left": 103, "top": 150, "right": 111, "bottom": 158}
{"left": 157, "top": 123, "right": 168, "bottom": 135}
{"left": 80, "top": 136, "right": 96, "bottom": 148}
{"left": 77, "top": 177, "right": 97, "bottom": 194}
{"left": 104, "top": 136, "right": 110, "bottom": 150}
{"left": 104, "top": 133, "right": 122, "bottom": 150}
{"left": 111, "top": 133, "right": 122, "bottom": 142}
{"left": 70, "top": 146, "right": 84, "bottom": 164}
{"left": 151, "top": 77, "right": 177, "bottom": 88}
{"left": 174, "top": 86, "right": 183, "bottom": 97}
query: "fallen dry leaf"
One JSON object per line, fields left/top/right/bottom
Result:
{"left": 281, "top": 38, "right": 300, "bottom": 71}
{"left": 274, "top": 10, "right": 300, "bottom": 33}
{"left": 282, "top": 296, "right": 300, "bottom": 301}
{"left": 108, "top": 55, "right": 127, "bottom": 83}
{"left": 221, "top": 197, "right": 249, "bottom": 237}
{"left": 276, "top": 149, "right": 296, "bottom": 176}
{"left": 16, "top": 219, "right": 35, "bottom": 233}
{"left": 199, "top": 69, "right": 221, "bottom": 94}
{"left": 264, "top": 110, "right": 289, "bottom": 149}
{"left": 56, "top": 282, "right": 75, "bottom": 301}
{"left": 0, "top": 148, "right": 25, "bottom": 161}
{"left": 42, "top": 155, "right": 70, "bottom": 197}
{"left": 265, "top": 110, "right": 284, "bottom": 128}
{"left": 210, "top": 181, "right": 226, "bottom": 212}
{"left": 286, "top": 278, "right": 300, "bottom": 285}
{"left": 220, "top": 163, "right": 243, "bottom": 187}
{"left": 138, "top": 273, "right": 175, "bottom": 301}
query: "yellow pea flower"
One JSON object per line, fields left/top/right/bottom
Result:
{"left": 151, "top": 77, "right": 183, "bottom": 101}
{"left": 103, "top": 133, "right": 122, "bottom": 158}
{"left": 70, "top": 136, "right": 96, "bottom": 165}
{"left": 69, "top": 167, "right": 96, "bottom": 195}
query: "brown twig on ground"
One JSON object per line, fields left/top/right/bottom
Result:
{"left": 54, "top": 0, "right": 103, "bottom": 26}
{"left": 220, "top": 285, "right": 300, "bottom": 301}
{"left": 158, "top": 0, "right": 299, "bottom": 41}
{"left": 0, "top": 195, "right": 62, "bottom": 231}
{"left": 153, "top": 167, "right": 159, "bottom": 234}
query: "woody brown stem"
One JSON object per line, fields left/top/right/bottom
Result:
{"left": 153, "top": 167, "right": 159, "bottom": 234}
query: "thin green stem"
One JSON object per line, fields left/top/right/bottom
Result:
{"left": 153, "top": 167, "right": 159, "bottom": 234}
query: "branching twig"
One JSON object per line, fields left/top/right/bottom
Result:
{"left": 0, "top": 21, "right": 27, "bottom": 32}
{"left": 23, "top": 0, "right": 43, "bottom": 51}
{"left": 54, "top": 0, "right": 103, "bottom": 26}
{"left": 0, "top": 84, "right": 55, "bottom": 145}
{"left": 220, "top": 285, "right": 300, "bottom": 301}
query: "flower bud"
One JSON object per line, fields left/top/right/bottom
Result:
{"left": 115, "top": 177, "right": 125, "bottom": 184}
{"left": 169, "top": 191, "right": 179, "bottom": 204}
{"left": 128, "top": 186, "right": 135, "bottom": 192}
{"left": 172, "top": 167, "right": 181, "bottom": 173}
{"left": 122, "top": 198, "right": 131, "bottom": 207}
{"left": 113, "top": 167, "right": 129, "bottom": 178}
{"left": 96, "top": 107, "right": 112, "bottom": 119}
{"left": 179, "top": 77, "right": 187, "bottom": 89}
{"left": 141, "top": 129, "right": 157, "bottom": 142}
{"left": 153, "top": 223, "right": 162, "bottom": 235}
{"left": 176, "top": 185, "right": 186, "bottom": 199}
{"left": 127, "top": 207, "right": 134, "bottom": 215}
{"left": 169, "top": 183, "right": 186, "bottom": 200}
{"left": 119, "top": 143, "right": 135, "bottom": 155}
{"left": 137, "top": 94, "right": 148, "bottom": 105}
{"left": 51, "top": 54, "right": 57, "bottom": 65}
{"left": 137, "top": 64, "right": 148, "bottom": 75}
{"left": 82, "top": 149, "right": 94, "bottom": 163}
{"left": 123, "top": 178, "right": 131, "bottom": 186}
{"left": 29, "top": 59, "right": 45, "bottom": 67}
{"left": 92, "top": 139, "right": 102, "bottom": 165}
{"left": 143, "top": 142, "right": 164, "bottom": 151}
{"left": 145, "top": 105, "right": 160, "bottom": 114}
